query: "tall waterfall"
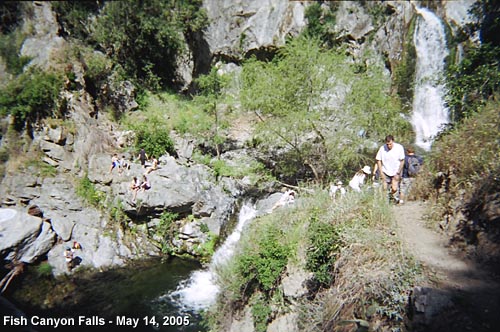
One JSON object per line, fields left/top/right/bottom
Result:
{"left": 411, "top": 7, "right": 449, "bottom": 151}
{"left": 166, "top": 203, "right": 257, "bottom": 311}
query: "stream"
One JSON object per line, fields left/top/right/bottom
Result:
{"left": 5, "top": 257, "right": 204, "bottom": 331}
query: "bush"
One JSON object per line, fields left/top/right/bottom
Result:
{"left": 131, "top": 118, "right": 175, "bottom": 158}
{"left": 36, "top": 262, "right": 53, "bottom": 278}
{"left": 76, "top": 176, "right": 105, "bottom": 207}
{"left": 236, "top": 226, "right": 291, "bottom": 293}
{"left": 0, "top": 68, "right": 64, "bottom": 130}
{"left": 306, "top": 213, "right": 342, "bottom": 286}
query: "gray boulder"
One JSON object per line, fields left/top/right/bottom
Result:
{"left": 203, "top": 0, "right": 306, "bottom": 59}
{"left": 0, "top": 208, "right": 55, "bottom": 263}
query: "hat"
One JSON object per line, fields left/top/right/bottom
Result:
{"left": 336, "top": 180, "right": 343, "bottom": 186}
{"left": 362, "top": 165, "right": 371, "bottom": 174}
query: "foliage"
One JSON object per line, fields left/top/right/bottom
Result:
{"left": 446, "top": 43, "right": 500, "bottom": 121}
{"left": 195, "top": 232, "right": 219, "bottom": 261}
{"left": 36, "top": 262, "right": 53, "bottom": 278}
{"left": 235, "top": 225, "right": 291, "bottom": 294}
{"left": 109, "top": 199, "right": 129, "bottom": 227}
{"left": 306, "top": 212, "right": 342, "bottom": 286}
{"left": 194, "top": 66, "right": 231, "bottom": 158}
{"left": 76, "top": 176, "right": 105, "bottom": 207}
{"left": 25, "top": 159, "right": 57, "bottom": 178}
{"left": 210, "top": 188, "right": 420, "bottom": 332}
{"left": 0, "top": 1, "right": 24, "bottom": 34}
{"left": 0, "top": 28, "right": 31, "bottom": 75}
{"left": 345, "top": 63, "right": 413, "bottom": 142}
{"left": 0, "top": 68, "right": 64, "bottom": 130}
{"left": 394, "top": 16, "right": 418, "bottom": 109}
{"left": 155, "top": 211, "right": 179, "bottom": 254}
{"left": 50, "top": 1, "right": 102, "bottom": 41}
{"left": 251, "top": 293, "right": 272, "bottom": 332}
{"left": 241, "top": 36, "right": 411, "bottom": 182}
{"left": 303, "top": 2, "right": 339, "bottom": 47}
{"left": 129, "top": 117, "right": 175, "bottom": 158}
{"left": 90, "top": 0, "right": 208, "bottom": 90}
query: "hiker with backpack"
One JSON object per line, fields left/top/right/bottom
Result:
{"left": 399, "top": 146, "right": 423, "bottom": 205}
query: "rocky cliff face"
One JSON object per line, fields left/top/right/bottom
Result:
{"left": 203, "top": 0, "right": 306, "bottom": 61}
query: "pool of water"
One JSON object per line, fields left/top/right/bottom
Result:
{"left": 5, "top": 257, "right": 205, "bottom": 332}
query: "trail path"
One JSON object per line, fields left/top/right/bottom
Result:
{"left": 394, "top": 201, "right": 500, "bottom": 332}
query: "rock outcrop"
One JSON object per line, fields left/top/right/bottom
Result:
{"left": 203, "top": 0, "right": 306, "bottom": 60}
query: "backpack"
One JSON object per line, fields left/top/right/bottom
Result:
{"left": 407, "top": 155, "right": 421, "bottom": 177}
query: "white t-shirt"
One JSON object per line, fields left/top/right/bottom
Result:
{"left": 375, "top": 142, "right": 405, "bottom": 176}
{"left": 349, "top": 173, "right": 366, "bottom": 192}
{"left": 329, "top": 184, "right": 346, "bottom": 198}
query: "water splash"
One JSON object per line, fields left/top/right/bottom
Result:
{"left": 166, "top": 203, "right": 257, "bottom": 311}
{"left": 411, "top": 7, "right": 449, "bottom": 151}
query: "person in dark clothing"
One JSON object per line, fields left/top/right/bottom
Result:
{"left": 399, "top": 146, "right": 423, "bottom": 204}
{"left": 139, "top": 148, "right": 148, "bottom": 168}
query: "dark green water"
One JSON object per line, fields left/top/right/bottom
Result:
{"left": 4, "top": 258, "right": 205, "bottom": 332}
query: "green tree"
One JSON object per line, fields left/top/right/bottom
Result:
{"left": 195, "top": 66, "right": 230, "bottom": 159}
{"left": 91, "top": 0, "right": 207, "bottom": 91}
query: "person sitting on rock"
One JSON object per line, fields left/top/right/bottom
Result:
{"left": 64, "top": 247, "right": 74, "bottom": 271}
{"left": 139, "top": 175, "right": 151, "bottom": 191}
{"left": 144, "top": 156, "right": 158, "bottom": 175}
{"left": 130, "top": 176, "right": 141, "bottom": 202}
{"left": 272, "top": 189, "right": 296, "bottom": 211}
{"left": 118, "top": 155, "right": 130, "bottom": 176}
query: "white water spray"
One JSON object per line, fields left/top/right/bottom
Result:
{"left": 411, "top": 7, "right": 449, "bottom": 151}
{"left": 166, "top": 203, "right": 257, "bottom": 311}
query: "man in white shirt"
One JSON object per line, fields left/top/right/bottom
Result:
{"left": 375, "top": 135, "right": 405, "bottom": 202}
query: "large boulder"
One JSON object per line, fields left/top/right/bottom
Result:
{"left": 0, "top": 208, "right": 56, "bottom": 263}
{"left": 203, "top": 0, "right": 306, "bottom": 59}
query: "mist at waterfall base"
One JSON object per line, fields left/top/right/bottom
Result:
{"left": 411, "top": 7, "right": 450, "bottom": 151}
{"left": 166, "top": 203, "right": 258, "bottom": 311}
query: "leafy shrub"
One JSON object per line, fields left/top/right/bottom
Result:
{"left": 36, "top": 262, "right": 53, "bottom": 278}
{"left": 236, "top": 227, "right": 291, "bottom": 293}
{"left": 51, "top": 1, "right": 102, "bottom": 41}
{"left": 131, "top": 118, "right": 175, "bottom": 158}
{"left": 0, "top": 68, "right": 64, "bottom": 130}
{"left": 306, "top": 214, "right": 342, "bottom": 286}
{"left": 446, "top": 44, "right": 500, "bottom": 121}
{"left": 251, "top": 293, "right": 272, "bottom": 332}
{"left": 76, "top": 176, "right": 105, "bottom": 207}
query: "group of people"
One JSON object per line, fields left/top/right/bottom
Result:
{"left": 109, "top": 154, "right": 131, "bottom": 176}
{"left": 109, "top": 148, "right": 158, "bottom": 203}
{"left": 330, "top": 135, "right": 423, "bottom": 204}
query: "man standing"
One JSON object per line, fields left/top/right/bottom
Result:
{"left": 376, "top": 135, "right": 405, "bottom": 202}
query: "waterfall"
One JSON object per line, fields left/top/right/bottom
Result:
{"left": 411, "top": 7, "right": 449, "bottom": 151}
{"left": 166, "top": 203, "right": 257, "bottom": 311}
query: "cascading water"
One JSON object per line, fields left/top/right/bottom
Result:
{"left": 165, "top": 203, "right": 257, "bottom": 311}
{"left": 411, "top": 7, "right": 449, "bottom": 151}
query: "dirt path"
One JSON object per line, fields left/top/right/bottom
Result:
{"left": 394, "top": 201, "right": 500, "bottom": 332}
